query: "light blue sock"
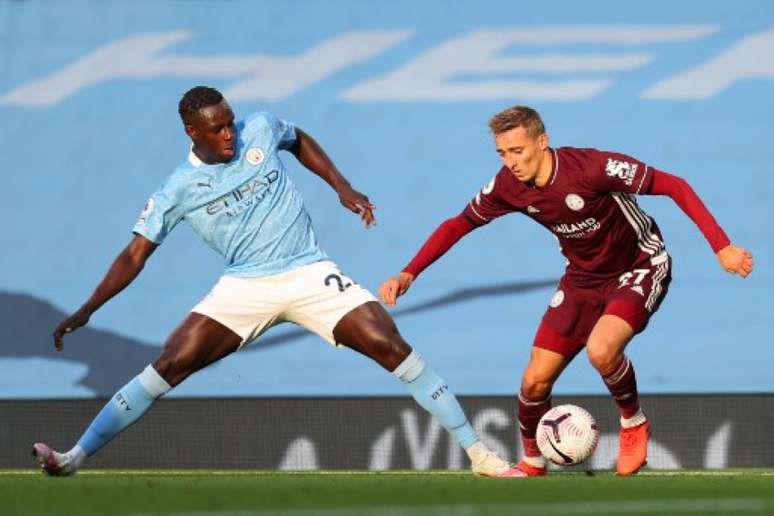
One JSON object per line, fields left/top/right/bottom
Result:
{"left": 394, "top": 350, "right": 479, "bottom": 449}
{"left": 77, "top": 365, "right": 171, "bottom": 456}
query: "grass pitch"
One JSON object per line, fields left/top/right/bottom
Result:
{"left": 2, "top": 470, "right": 773, "bottom": 516}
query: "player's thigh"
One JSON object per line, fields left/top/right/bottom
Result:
{"left": 154, "top": 312, "right": 242, "bottom": 387}
{"left": 283, "top": 260, "right": 408, "bottom": 370}
{"left": 537, "top": 279, "right": 596, "bottom": 360}
{"left": 192, "top": 275, "right": 287, "bottom": 348}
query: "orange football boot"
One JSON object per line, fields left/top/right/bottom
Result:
{"left": 616, "top": 421, "right": 650, "bottom": 476}
{"left": 516, "top": 459, "right": 548, "bottom": 477}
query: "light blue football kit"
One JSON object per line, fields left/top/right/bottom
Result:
{"left": 71, "top": 111, "right": 481, "bottom": 466}
{"left": 133, "top": 110, "right": 328, "bottom": 277}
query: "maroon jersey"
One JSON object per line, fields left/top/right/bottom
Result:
{"left": 463, "top": 147, "right": 666, "bottom": 283}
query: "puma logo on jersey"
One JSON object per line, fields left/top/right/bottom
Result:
{"left": 197, "top": 181, "right": 213, "bottom": 189}
{"left": 527, "top": 205, "right": 540, "bottom": 214}
{"left": 605, "top": 158, "right": 638, "bottom": 186}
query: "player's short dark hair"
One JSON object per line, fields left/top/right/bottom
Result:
{"left": 488, "top": 106, "right": 546, "bottom": 138}
{"left": 178, "top": 86, "right": 224, "bottom": 122}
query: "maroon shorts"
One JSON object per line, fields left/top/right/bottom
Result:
{"left": 534, "top": 255, "right": 672, "bottom": 359}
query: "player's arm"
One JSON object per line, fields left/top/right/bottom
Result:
{"left": 644, "top": 170, "right": 753, "bottom": 278}
{"left": 380, "top": 173, "right": 510, "bottom": 305}
{"left": 288, "top": 128, "right": 375, "bottom": 228}
{"left": 379, "top": 213, "right": 477, "bottom": 305}
{"left": 52, "top": 235, "right": 158, "bottom": 350}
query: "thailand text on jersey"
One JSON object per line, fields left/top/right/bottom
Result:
{"left": 133, "top": 111, "right": 328, "bottom": 277}
{"left": 464, "top": 147, "right": 667, "bottom": 283}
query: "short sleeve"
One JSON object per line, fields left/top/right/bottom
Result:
{"left": 462, "top": 172, "right": 513, "bottom": 226}
{"left": 262, "top": 111, "right": 297, "bottom": 151}
{"left": 586, "top": 150, "right": 654, "bottom": 195}
{"left": 132, "top": 187, "right": 184, "bottom": 244}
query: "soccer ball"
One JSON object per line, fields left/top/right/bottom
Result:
{"left": 536, "top": 404, "right": 599, "bottom": 466}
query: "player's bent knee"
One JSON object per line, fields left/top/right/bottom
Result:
{"left": 586, "top": 343, "right": 620, "bottom": 375}
{"left": 365, "top": 331, "right": 411, "bottom": 371}
{"left": 153, "top": 349, "right": 198, "bottom": 387}
{"left": 345, "top": 316, "right": 410, "bottom": 371}
{"left": 521, "top": 374, "right": 553, "bottom": 401}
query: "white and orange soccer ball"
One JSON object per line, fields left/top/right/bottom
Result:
{"left": 536, "top": 404, "right": 600, "bottom": 466}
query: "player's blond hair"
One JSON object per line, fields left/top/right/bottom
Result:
{"left": 488, "top": 106, "right": 546, "bottom": 138}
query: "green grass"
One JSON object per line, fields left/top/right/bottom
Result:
{"left": 2, "top": 470, "right": 773, "bottom": 516}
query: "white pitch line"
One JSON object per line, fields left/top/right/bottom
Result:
{"left": 639, "top": 471, "right": 774, "bottom": 477}
{"left": 134, "top": 498, "right": 769, "bottom": 516}
{"left": 3, "top": 469, "right": 774, "bottom": 477}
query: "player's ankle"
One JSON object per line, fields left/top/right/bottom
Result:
{"left": 464, "top": 440, "right": 490, "bottom": 462}
{"left": 63, "top": 445, "right": 87, "bottom": 472}
{"left": 620, "top": 408, "right": 647, "bottom": 429}
{"left": 521, "top": 454, "right": 546, "bottom": 469}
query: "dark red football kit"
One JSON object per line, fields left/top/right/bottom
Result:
{"left": 403, "top": 147, "right": 729, "bottom": 358}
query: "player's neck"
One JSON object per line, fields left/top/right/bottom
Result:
{"left": 533, "top": 148, "right": 554, "bottom": 187}
{"left": 192, "top": 146, "right": 225, "bottom": 165}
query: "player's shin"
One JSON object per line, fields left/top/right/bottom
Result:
{"left": 74, "top": 365, "right": 171, "bottom": 464}
{"left": 601, "top": 355, "right": 646, "bottom": 427}
{"left": 518, "top": 391, "right": 551, "bottom": 468}
{"left": 393, "top": 350, "right": 480, "bottom": 453}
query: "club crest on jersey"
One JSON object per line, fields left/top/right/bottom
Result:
{"left": 605, "top": 158, "right": 638, "bottom": 186}
{"left": 550, "top": 290, "right": 565, "bottom": 308}
{"left": 565, "top": 194, "right": 585, "bottom": 211}
{"left": 246, "top": 147, "right": 265, "bottom": 166}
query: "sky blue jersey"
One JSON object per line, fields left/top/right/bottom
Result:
{"left": 132, "top": 111, "right": 328, "bottom": 277}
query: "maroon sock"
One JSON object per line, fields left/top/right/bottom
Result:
{"left": 518, "top": 391, "right": 551, "bottom": 457}
{"left": 602, "top": 355, "right": 640, "bottom": 419}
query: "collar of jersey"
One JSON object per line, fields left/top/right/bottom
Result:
{"left": 188, "top": 149, "right": 204, "bottom": 168}
{"left": 547, "top": 147, "right": 559, "bottom": 186}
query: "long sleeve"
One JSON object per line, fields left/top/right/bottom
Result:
{"left": 645, "top": 170, "right": 730, "bottom": 253}
{"left": 402, "top": 213, "right": 477, "bottom": 278}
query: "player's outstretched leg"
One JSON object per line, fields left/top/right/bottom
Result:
{"left": 334, "top": 302, "right": 524, "bottom": 478}
{"left": 587, "top": 314, "right": 648, "bottom": 476}
{"left": 33, "top": 314, "right": 241, "bottom": 476}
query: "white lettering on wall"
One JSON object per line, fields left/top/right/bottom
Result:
{"left": 343, "top": 26, "right": 716, "bottom": 101}
{"left": 0, "top": 30, "right": 411, "bottom": 107}
{"left": 642, "top": 29, "right": 774, "bottom": 99}
{"left": 278, "top": 437, "right": 319, "bottom": 470}
{"left": 402, "top": 409, "right": 443, "bottom": 470}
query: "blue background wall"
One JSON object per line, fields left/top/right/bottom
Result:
{"left": 1, "top": 0, "right": 771, "bottom": 398}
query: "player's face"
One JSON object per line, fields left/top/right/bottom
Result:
{"left": 185, "top": 101, "right": 237, "bottom": 163}
{"left": 494, "top": 127, "right": 549, "bottom": 184}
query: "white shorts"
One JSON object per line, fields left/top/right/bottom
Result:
{"left": 191, "top": 260, "right": 377, "bottom": 347}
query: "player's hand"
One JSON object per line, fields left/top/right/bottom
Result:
{"left": 52, "top": 306, "right": 92, "bottom": 351}
{"left": 338, "top": 185, "right": 376, "bottom": 228}
{"left": 379, "top": 272, "right": 415, "bottom": 306}
{"left": 716, "top": 244, "right": 753, "bottom": 278}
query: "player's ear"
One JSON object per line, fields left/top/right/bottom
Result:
{"left": 184, "top": 123, "right": 197, "bottom": 139}
{"left": 538, "top": 133, "right": 549, "bottom": 151}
